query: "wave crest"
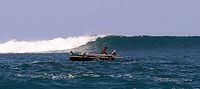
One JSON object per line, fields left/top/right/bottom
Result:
{"left": 0, "top": 35, "right": 103, "bottom": 53}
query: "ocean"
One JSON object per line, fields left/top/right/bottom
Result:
{"left": 0, "top": 35, "right": 200, "bottom": 89}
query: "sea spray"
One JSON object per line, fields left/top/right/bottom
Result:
{"left": 0, "top": 35, "right": 105, "bottom": 53}
{"left": 1, "top": 35, "right": 200, "bottom": 53}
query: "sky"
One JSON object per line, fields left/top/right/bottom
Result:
{"left": 0, "top": 0, "right": 200, "bottom": 41}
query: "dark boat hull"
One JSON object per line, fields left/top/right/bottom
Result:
{"left": 69, "top": 55, "right": 115, "bottom": 61}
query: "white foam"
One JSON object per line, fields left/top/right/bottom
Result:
{"left": 0, "top": 35, "right": 105, "bottom": 53}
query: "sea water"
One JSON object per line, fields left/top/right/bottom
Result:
{"left": 0, "top": 35, "right": 200, "bottom": 89}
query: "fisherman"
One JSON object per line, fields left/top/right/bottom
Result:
{"left": 101, "top": 46, "right": 107, "bottom": 54}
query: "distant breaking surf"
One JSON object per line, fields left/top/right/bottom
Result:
{"left": 1, "top": 35, "right": 200, "bottom": 53}
{"left": 0, "top": 35, "right": 105, "bottom": 53}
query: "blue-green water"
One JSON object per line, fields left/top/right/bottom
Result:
{"left": 0, "top": 36, "right": 200, "bottom": 89}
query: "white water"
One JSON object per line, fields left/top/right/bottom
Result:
{"left": 0, "top": 35, "right": 104, "bottom": 53}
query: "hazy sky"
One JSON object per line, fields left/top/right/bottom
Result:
{"left": 0, "top": 0, "right": 200, "bottom": 41}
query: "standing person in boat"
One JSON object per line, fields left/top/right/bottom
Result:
{"left": 101, "top": 46, "right": 107, "bottom": 55}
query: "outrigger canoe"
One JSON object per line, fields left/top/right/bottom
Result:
{"left": 69, "top": 51, "right": 122, "bottom": 61}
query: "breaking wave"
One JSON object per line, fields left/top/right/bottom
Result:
{"left": 1, "top": 35, "right": 200, "bottom": 53}
{"left": 0, "top": 35, "right": 105, "bottom": 53}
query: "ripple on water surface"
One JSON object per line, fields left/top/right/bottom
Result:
{"left": 0, "top": 53, "right": 199, "bottom": 89}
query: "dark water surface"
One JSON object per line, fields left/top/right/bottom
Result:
{"left": 0, "top": 49, "right": 200, "bottom": 89}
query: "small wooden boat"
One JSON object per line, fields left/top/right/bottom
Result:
{"left": 69, "top": 51, "right": 121, "bottom": 61}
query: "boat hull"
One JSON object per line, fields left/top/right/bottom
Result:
{"left": 69, "top": 55, "right": 115, "bottom": 61}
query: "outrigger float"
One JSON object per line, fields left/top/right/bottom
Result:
{"left": 69, "top": 50, "right": 122, "bottom": 61}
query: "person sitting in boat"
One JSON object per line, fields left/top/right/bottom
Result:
{"left": 101, "top": 46, "right": 107, "bottom": 55}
